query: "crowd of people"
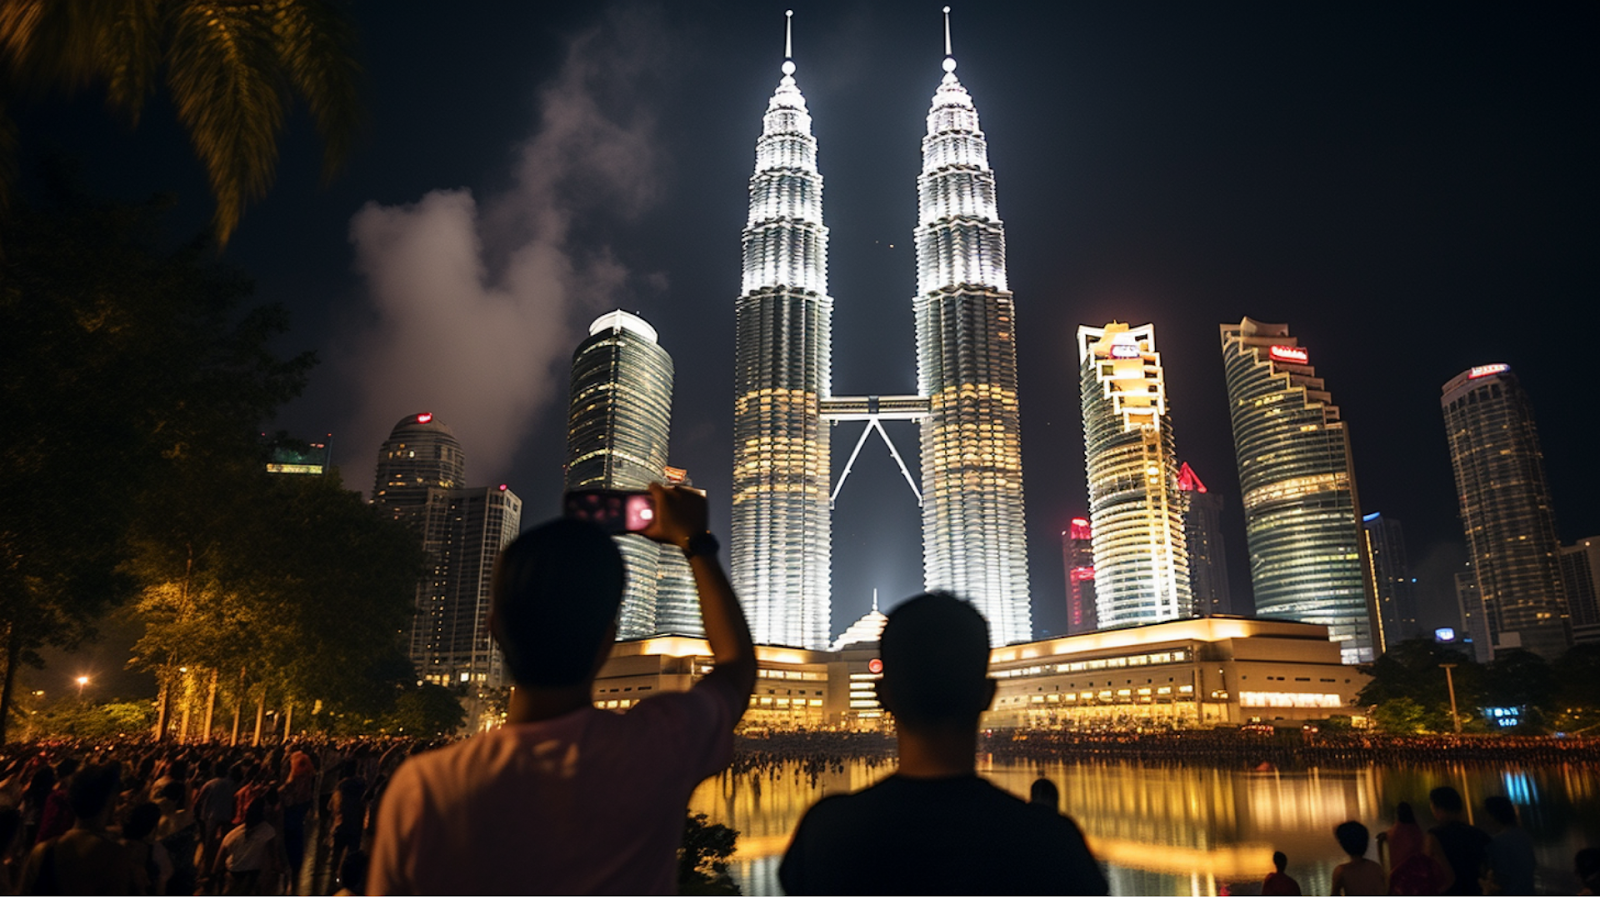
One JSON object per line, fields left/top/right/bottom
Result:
{"left": 1, "top": 485, "right": 1596, "bottom": 895}
{"left": 0, "top": 738, "right": 432, "bottom": 894}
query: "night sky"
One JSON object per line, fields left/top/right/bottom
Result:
{"left": 20, "top": 1, "right": 1599, "bottom": 661}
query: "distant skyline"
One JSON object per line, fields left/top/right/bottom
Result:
{"left": 17, "top": 1, "right": 1598, "bottom": 657}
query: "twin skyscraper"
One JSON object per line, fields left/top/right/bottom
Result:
{"left": 732, "top": 10, "right": 1032, "bottom": 651}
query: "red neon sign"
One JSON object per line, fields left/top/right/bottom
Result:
{"left": 867, "top": 658, "right": 883, "bottom": 674}
{"left": 1176, "top": 462, "right": 1208, "bottom": 494}
{"left": 1069, "top": 517, "right": 1091, "bottom": 540}
{"left": 416, "top": 412, "right": 434, "bottom": 424}
{"left": 1468, "top": 364, "right": 1510, "bottom": 379}
{"left": 1070, "top": 565, "right": 1096, "bottom": 582}
{"left": 1268, "top": 345, "right": 1308, "bottom": 364}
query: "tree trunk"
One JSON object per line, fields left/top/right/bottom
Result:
{"left": 283, "top": 700, "right": 293, "bottom": 741}
{"left": 252, "top": 685, "right": 265, "bottom": 746}
{"left": 178, "top": 670, "right": 193, "bottom": 742}
{"left": 0, "top": 623, "right": 21, "bottom": 746}
{"left": 231, "top": 666, "right": 246, "bottom": 746}
{"left": 203, "top": 668, "right": 218, "bottom": 741}
{"left": 154, "top": 653, "right": 176, "bottom": 741}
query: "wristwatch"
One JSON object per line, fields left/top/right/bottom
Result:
{"left": 683, "top": 531, "right": 720, "bottom": 559}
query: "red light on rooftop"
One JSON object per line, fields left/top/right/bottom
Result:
{"left": 498, "top": 483, "right": 507, "bottom": 491}
{"left": 1068, "top": 517, "right": 1092, "bottom": 540}
{"left": 1268, "top": 345, "right": 1308, "bottom": 365}
{"left": 416, "top": 412, "right": 434, "bottom": 424}
{"left": 1177, "top": 462, "right": 1207, "bottom": 493}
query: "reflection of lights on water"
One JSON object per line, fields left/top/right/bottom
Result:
{"left": 1502, "top": 771, "right": 1537, "bottom": 806}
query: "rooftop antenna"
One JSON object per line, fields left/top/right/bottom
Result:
{"left": 872, "top": 588, "right": 879, "bottom": 613}
{"left": 942, "top": 6, "right": 957, "bottom": 74}
{"left": 782, "top": 10, "right": 795, "bottom": 76}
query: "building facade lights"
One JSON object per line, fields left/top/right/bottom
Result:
{"left": 1221, "top": 317, "right": 1378, "bottom": 664}
{"left": 1077, "top": 322, "right": 1193, "bottom": 630}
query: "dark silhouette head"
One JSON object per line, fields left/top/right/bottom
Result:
{"left": 491, "top": 518, "right": 625, "bottom": 687}
{"left": 244, "top": 798, "right": 267, "bottom": 829}
{"left": 1273, "top": 851, "right": 1288, "bottom": 872}
{"left": 67, "top": 763, "right": 120, "bottom": 822}
{"left": 1335, "top": 821, "right": 1369, "bottom": 857}
{"left": 1396, "top": 801, "right": 1416, "bottom": 824}
{"left": 1430, "top": 785, "right": 1464, "bottom": 816}
{"left": 877, "top": 593, "right": 994, "bottom": 730}
{"left": 1029, "top": 777, "right": 1059, "bottom": 809}
{"left": 124, "top": 802, "right": 161, "bottom": 841}
{"left": 1484, "top": 795, "right": 1517, "bottom": 827}
{"left": 1577, "top": 848, "right": 1600, "bottom": 892}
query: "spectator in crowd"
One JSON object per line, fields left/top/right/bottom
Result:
{"left": 1480, "top": 795, "right": 1535, "bottom": 895}
{"left": 369, "top": 483, "right": 755, "bottom": 894}
{"left": 1424, "top": 785, "right": 1492, "bottom": 895}
{"left": 19, "top": 763, "right": 136, "bottom": 894}
{"left": 1261, "top": 851, "right": 1302, "bottom": 895}
{"left": 215, "top": 797, "right": 278, "bottom": 895}
{"left": 1329, "top": 821, "right": 1387, "bottom": 895}
{"left": 1576, "top": 847, "right": 1600, "bottom": 895}
{"left": 778, "top": 593, "right": 1108, "bottom": 895}
{"left": 1028, "top": 777, "right": 1059, "bottom": 810}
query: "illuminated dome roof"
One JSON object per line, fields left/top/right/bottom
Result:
{"left": 831, "top": 592, "right": 888, "bottom": 651}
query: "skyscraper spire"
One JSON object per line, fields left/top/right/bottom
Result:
{"left": 732, "top": 11, "right": 833, "bottom": 649}
{"left": 785, "top": 9, "right": 793, "bottom": 65}
{"left": 914, "top": 18, "right": 1032, "bottom": 646}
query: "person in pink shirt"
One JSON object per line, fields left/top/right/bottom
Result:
{"left": 368, "top": 483, "right": 755, "bottom": 894}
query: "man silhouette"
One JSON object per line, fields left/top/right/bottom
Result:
{"left": 779, "top": 593, "right": 1107, "bottom": 895}
{"left": 369, "top": 484, "right": 754, "bottom": 894}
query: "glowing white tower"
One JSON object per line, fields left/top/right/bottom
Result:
{"left": 731, "top": 12, "right": 833, "bottom": 649}
{"left": 914, "top": 9, "right": 1031, "bottom": 645}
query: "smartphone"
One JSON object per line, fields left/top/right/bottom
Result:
{"left": 563, "top": 489, "right": 655, "bottom": 534}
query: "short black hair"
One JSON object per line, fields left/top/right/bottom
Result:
{"left": 1484, "top": 796, "right": 1516, "bottom": 827}
{"left": 1430, "top": 785, "right": 1464, "bottom": 814}
{"left": 1273, "top": 851, "right": 1288, "bottom": 871}
{"left": 493, "top": 518, "right": 625, "bottom": 687}
{"left": 67, "top": 763, "right": 120, "bottom": 821}
{"left": 1029, "top": 777, "right": 1059, "bottom": 809}
{"left": 1335, "top": 821, "right": 1369, "bottom": 857}
{"left": 124, "top": 802, "right": 162, "bottom": 841}
{"left": 878, "top": 593, "right": 992, "bottom": 728}
{"left": 1396, "top": 801, "right": 1416, "bottom": 824}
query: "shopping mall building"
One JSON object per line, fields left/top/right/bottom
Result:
{"left": 591, "top": 616, "right": 1370, "bottom": 730}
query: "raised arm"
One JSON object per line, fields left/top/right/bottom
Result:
{"left": 645, "top": 483, "right": 756, "bottom": 713}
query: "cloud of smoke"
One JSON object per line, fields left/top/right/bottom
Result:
{"left": 340, "top": 7, "right": 667, "bottom": 491}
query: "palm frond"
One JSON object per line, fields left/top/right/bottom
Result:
{"left": 267, "top": 0, "right": 361, "bottom": 183}
{"left": 165, "top": 0, "right": 290, "bottom": 245}
{"left": 99, "top": 0, "right": 164, "bottom": 124}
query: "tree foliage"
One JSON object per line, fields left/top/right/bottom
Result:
{"left": 1358, "top": 639, "right": 1484, "bottom": 733}
{"left": 0, "top": 175, "right": 311, "bottom": 742}
{"left": 679, "top": 811, "right": 740, "bottom": 895}
{"left": 0, "top": 0, "right": 362, "bottom": 243}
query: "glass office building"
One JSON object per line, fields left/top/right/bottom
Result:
{"left": 1220, "top": 318, "right": 1378, "bottom": 664}
{"left": 1078, "top": 322, "right": 1193, "bottom": 630}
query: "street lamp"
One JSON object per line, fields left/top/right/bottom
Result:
{"left": 1440, "top": 664, "right": 1462, "bottom": 734}
{"left": 75, "top": 675, "right": 89, "bottom": 699}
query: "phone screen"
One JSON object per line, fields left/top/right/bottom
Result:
{"left": 563, "top": 489, "right": 655, "bottom": 534}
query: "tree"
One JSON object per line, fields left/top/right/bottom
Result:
{"left": 0, "top": 176, "right": 312, "bottom": 742}
{"left": 1482, "top": 648, "right": 1558, "bottom": 732}
{"left": 0, "top": 0, "right": 362, "bottom": 244}
{"left": 1550, "top": 643, "right": 1600, "bottom": 734}
{"left": 679, "top": 811, "right": 739, "bottom": 895}
{"left": 1357, "top": 638, "right": 1485, "bottom": 733}
{"left": 384, "top": 684, "right": 467, "bottom": 738}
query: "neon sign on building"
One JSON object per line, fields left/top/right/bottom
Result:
{"left": 1468, "top": 363, "right": 1511, "bottom": 379}
{"left": 1268, "top": 345, "right": 1309, "bottom": 364}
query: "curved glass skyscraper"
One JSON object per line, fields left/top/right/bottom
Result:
{"left": 1078, "top": 323, "right": 1192, "bottom": 629}
{"left": 372, "top": 412, "right": 466, "bottom": 513}
{"left": 1442, "top": 364, "right": 1570, "bottom": 659}
{"left": 915, "top": 47, "right": 1031, "bottom": 646}
{"left": 1221, "top": 317, "right": 1378, "bottom": 664}
{"left": 731, "top": 43, "right": 833, "bottom": 649}
{"left": 565, "top": 310, "right": 700, "bottom": 639}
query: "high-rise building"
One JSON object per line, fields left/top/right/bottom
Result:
{"left": 564, "top": 311, "right": 702, "bottom": 639}
{"left": 1078, "top": 323, "right": 1192, "bottom": 629}
{"left": 371, "top": 412, "right": 466, "bottom": 512}
{"left": 1178, "top": 463, "right": 1233, "bottom": 618}
{"left": 265, "top": 434, "right": 331, "bottom": 476}
{"left": 731, "top": 35, "right": 833, "bottom": 650}
{"left": 1220, "top": 318, "right": 1379, "bottom": 664}
{"left": 732, "top": 13, "right": 1031, "bottom": 650}
{"left": 1558, "top": 538, "right": 1600, "bottom": 646}
{"left": 1441, "top": 364, "right": 1570, "bottom": 660}
{"left": 1455, "top": 565, "right": 1493, "bottom": 663}
{"left": 1362, "top": 512, "right": 1419, "bottom": 647}
{"left": 913, "top": 38, "right": 1031, "bottom": 647}
{"left": 412, "top": 484, "right": 522, "bottom": 688}
{"left": 1062, "top": 517, "right": 1097, "bottom": 635}
{"left": 371, "top": 413, "right": 521, "bottom": 692}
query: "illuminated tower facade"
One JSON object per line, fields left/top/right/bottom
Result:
{"left": 1362, "top": 512, "right": 1419, "bottom": 645}
{"left": 565, "top": 311, "right": 701, "bottom": 640}
{"left": 1062, "top": 517, "right": 1097, "bottom": 635}
{"left": 914, "top": 39, "right": 1031, "bottom": 646}
{"left": 372, "top": 412, "right": 465, "bottom": 513}
{"left": 1221, "top": 317, "right": 1378, "bottom": 664}
{"left": 1078, "top": 323, "right": 1192, "bottom": 628}
{"left": 1441, "top": 364, "right": 1570, "bottom": 659}
{"left": 731, "top": 33, "right": 833, "bottom": 649}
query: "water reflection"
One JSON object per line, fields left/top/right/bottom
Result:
{"left": 689, "top": 759, "right": 1600, "bottom": 896}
